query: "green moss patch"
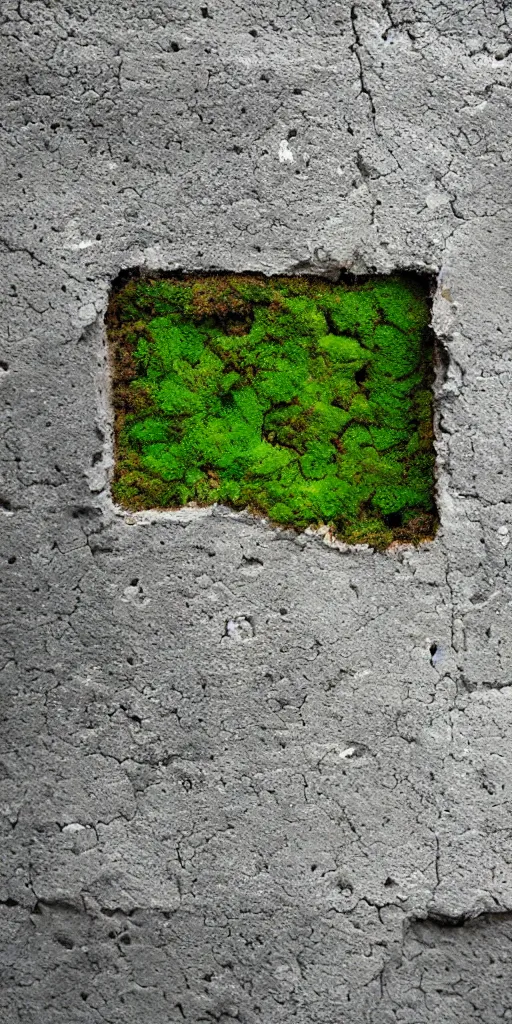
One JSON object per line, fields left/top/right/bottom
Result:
{"left": 108, "top": 273, "right": 437, "bottom": 548}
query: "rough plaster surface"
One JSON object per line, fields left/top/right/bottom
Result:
{"left": 2, "top": 1, "right": 512, "bottom": 1021}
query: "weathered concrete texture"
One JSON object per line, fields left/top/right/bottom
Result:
{"left": 2, "top": 1, "right": 512, "bottom": 1021}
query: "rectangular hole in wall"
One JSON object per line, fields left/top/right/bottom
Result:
{"left": 106, "top": 270, "right": 439, "bottom": 549}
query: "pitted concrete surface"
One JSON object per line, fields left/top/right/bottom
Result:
{"left": 2, "top": 2, "right": 512, "bottom": 1021}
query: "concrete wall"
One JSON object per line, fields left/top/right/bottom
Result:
{"left": 2, "top": 1, "right": 512, "bottom": 1020}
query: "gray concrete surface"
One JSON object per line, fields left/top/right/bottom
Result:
{"left": 2, "top": 1, "right": 512, "bottom": 1021}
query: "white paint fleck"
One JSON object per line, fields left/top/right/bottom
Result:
{"left": 62, "top": 822, "right": 86, "bottom": 833}
{"left": 339, "top": 747, "right": 356, "bottom": 759}
{"left": 278, "top": 139, "right": 294, "bottom": 163}
{"left": 63, "top": 238, "right": 95, "bottom": 251}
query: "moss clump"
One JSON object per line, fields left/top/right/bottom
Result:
{"left": 108, "top": 273, "right": 437, "bottom": 548}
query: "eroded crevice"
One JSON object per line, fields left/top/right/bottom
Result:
{"left": 349, "top": 5, "right": 377, "bottom": 126}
